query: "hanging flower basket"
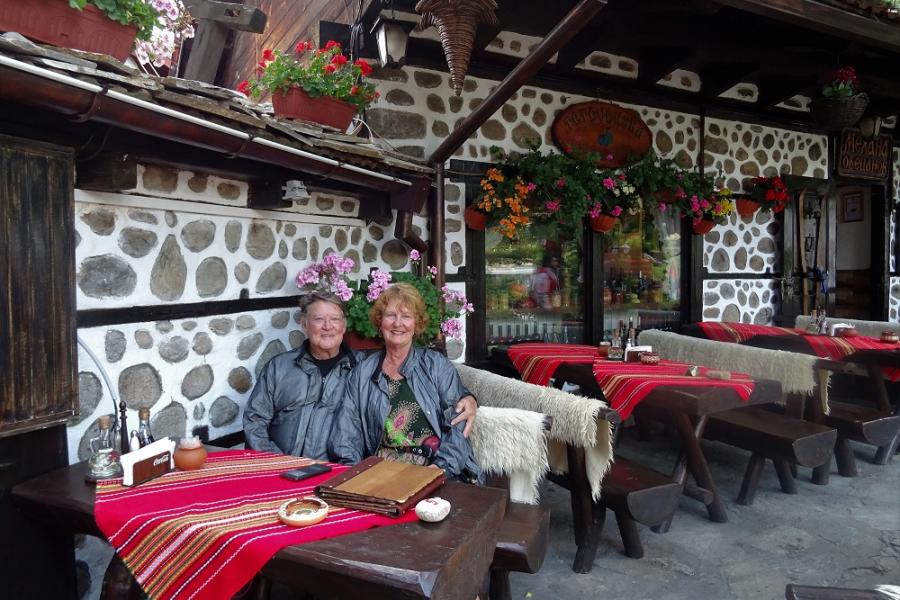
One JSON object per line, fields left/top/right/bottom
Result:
{"left": 271, "top": 87, "right": 357, "bottom": 131}
{"left": 0, "top": 0, "right": 138, "bottom": 61}
{"left": 464, "top": 205, "right": 488, "bottom": 231}
{"left": 735, "top": 197, "right": 761, "bottom": 217}
{"left": 692, "top": 219, "right": 716, "bottom": 235}
{"left": 809, "top": 93, "right": 869, "bottom": 131}
{"left": 589, "top": 214, "right": 619, "bottom": 233}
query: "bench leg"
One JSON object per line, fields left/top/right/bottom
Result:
{"left": 789, "top": 461, "right": 798, "bottom": 478}
{"left": 488, "top": 570, "right": 512, "bottom": 600}
{"left": 834, "top": 437, "right": 859, "bottom": 477}
{"left": 811, "top": 459, "right": 831, "bottom": 485}
{"left": 736, "top": 453, "right": 766, "bottom": 506}
{"left": 614, "top": 511, "right": 644, "bottom": 559}
{"left": 772, "top": 458, "right": 797, "bottom": 494}
{"left": 566, "top": 444, "right": 602, "bottom": 573}
{"left": 874, "top": 430, "right": 900, "bottom": 465}
{"left": 101, "top": 554, "right": 143, "bottom": 600}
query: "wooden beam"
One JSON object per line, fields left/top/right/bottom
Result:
{"left": 183, "top": 0, "right": 267, "bottom": 33}
{"left": 713, "top": 0, "right": 900, "bottom": 53}
{"left": 183, "top": 0, "right": 267, "bottom": 84}
{"left": 638, "top": 47, "right": 695, "bottom": 86}
{"left": 699, "top": 61, "right": 759, "bottom": 99}
{"left": 429, "top": 0, "right": 610, "bottom": 164}
{"left": 756, "top": 73, "right": 815, "bottom": 108}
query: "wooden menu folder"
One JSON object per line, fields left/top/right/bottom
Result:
{"left": 316, "top": 457, "right": 445, "bottom": 517}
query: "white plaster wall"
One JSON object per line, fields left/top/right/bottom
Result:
{"left": 835, "top": 187, "right": 871, "bottom": 271}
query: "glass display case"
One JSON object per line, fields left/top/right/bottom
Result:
{"left": 484, "top": 222, "right": 585, "bottom": 345}
{"left": 601, "top": 206, "right": 682, "bottom": 336}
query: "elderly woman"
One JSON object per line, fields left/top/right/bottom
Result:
{"left": 330, "top": 283, "right": 479, "bottom": 481}
{"left": 244, "top": 291, "right": 477, "bottom": 460}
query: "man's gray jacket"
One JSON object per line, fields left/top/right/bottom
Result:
{"left": 329, "top": 346, "right": 480, "bottom": 480}
{"left": 243, "top": 342, "right": 359, "bottom": 459}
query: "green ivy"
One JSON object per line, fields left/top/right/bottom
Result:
{"left": 68, "top": 0, "right": 160, "bottom": 41}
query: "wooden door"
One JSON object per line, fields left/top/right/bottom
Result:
{"left": 0, "top": 136, "right": 77, "bottom": 436}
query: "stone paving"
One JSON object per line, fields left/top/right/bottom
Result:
{"left": 510, "top": 436, "right": 900, "bottom": 600}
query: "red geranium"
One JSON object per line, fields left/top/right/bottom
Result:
{"left": 749, "top": 176, "right": 790, "bottom": 213}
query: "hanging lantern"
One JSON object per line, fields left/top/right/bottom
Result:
{"left": 415, "top": 0, "right": 498, "bottom": 96}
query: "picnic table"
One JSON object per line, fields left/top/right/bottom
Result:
{"left": 12, "top": 457, "right": 508, "bottom": 600}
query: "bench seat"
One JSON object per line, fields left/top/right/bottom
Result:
{"left": 489, "top": 502, "right": 550, "bottom": 600}
{"left": 706, "top": 407, "right": 836, "bottom": 504}
{"left": 824, "top": 401, "right": 900, "bottom": 476}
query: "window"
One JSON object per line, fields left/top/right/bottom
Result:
{"left": 484, "top": 221, "right": 585, "bottom": 345}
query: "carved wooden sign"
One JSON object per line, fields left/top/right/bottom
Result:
{"left": 836, "top": 129, "right": 891, "bottom": 181}
{"left": 551, "top": 101, "right": 652, "bottom": 168}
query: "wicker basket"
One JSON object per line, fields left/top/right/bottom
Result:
{"left": 809, "top": 93, "right": 869, "bottom": 131}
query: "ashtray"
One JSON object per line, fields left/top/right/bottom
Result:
{"left": 880, "top": 331, "right": 899, "bottom": 344}
{"left": 278, "top": 496, "right": 329, "bottom": 527}
{"left": 639, "top": 352, "right": 659, "bottom": 365}
{"left": 415, "top": 497, "right": 451, "bottom": 522}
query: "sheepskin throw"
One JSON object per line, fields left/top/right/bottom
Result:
{"left": 456, "top": 364, "right": 613, "bottom": 500}
{"left": 795, "top": 315, "right": 900, "bottom": 339}
{"left": 638, "top": 329, "right": 829, "bottom": 413}
{"left": 468, "top": 406, "right": 550, "bottom": 504}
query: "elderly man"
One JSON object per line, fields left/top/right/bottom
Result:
{"left": 243, "top": 292, "right": 476, "bottom": 459}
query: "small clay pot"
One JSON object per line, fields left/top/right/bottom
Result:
{"left": 880, "top": 331, "right": 899, "bottom": 344}
{"left": 639, "top": 352, "right": 660, "bottom": 365}
{"left": 173, "top": 440, "right": 207, "bottom": 470}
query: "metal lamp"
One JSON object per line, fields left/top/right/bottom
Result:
{"left": 371, "top": 16, "right": 413, "bottom": 68}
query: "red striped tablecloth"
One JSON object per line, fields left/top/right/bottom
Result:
{"left": 698, "top": 322, "right": 799, "bottom": 343}
{"left": 94, "top": 450, "right": 417, "bottom": 600}
{"left": 801, "top": 333, "right": 900, "bottom": 381}
{"left": 592, "top": 359, "right": 756, "bottom": 420}
{"left": 506, "top": 343, "right": 600, "bottom": 386}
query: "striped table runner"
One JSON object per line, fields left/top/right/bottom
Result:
{"left": 592, "top": 359, "right": 756, "bottom": 420}
{"left": 94, "top": 450, "right": 417, "bottom": 600}
{"left": 801, "top": 333, "right": 900, "bottom": 381}
{"left": 506, "top": 343, "right": 600, "bottom": 386}
{"left": 698, "top": 322, "right": 799, "bottom": 343}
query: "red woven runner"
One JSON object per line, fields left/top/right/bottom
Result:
{"left": 94, "top": 450, "right": 417, "bottom": 600}
{"left": 592, "top": 359, "right": 756, "bottom": 420}
{"left": 801, "top": 334, "right": 900, "bottom": 381}
{"left": 506, "top": 343, "right": 600, "bottom": 386}
{"left": 698, "top": 322, "right": 799, "bottom": 343}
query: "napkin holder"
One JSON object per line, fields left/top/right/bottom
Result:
{"left": 624, "top": 345, "right": 652, "bottom": 362}
{"left": 121, "top": 438, "right": 175, "bottom": 487}
{"left": 830, "top": 323, "right": 854, "bottom": 337}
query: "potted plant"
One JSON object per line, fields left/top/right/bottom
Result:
{"left": 344, "top": 250, "right": 473, "bottom": 348}
{"left": 670, "top": 171, "right": 725, "bottom": 234}
{"left": 587, "top": 172, "right": 640, "bottom": 233}
{"left": 810, "top": 66, "right": 868, "bottom": 131}
{"left": 0, "top": 0, "right": 160, "bottom": 61}
{"left": 748, "top": 175, "right": 791, "bottom": 214}
{"left": 238, "top": 41, "right": 378, "bottom": 131}
{"left": 472, "top": 162, "right": 531, "bottom": 238}
{"left": 732, "top": 187, "right": 761, "bottom": 218}
{"left": 132, "top": 0, "right": 194, "bottom": 72}
{"left": 626, "top": 151, "right": 685, "bottom": 204}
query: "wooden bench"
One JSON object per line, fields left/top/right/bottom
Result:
{"left": 705, "top": 407, "right": 837, "bottom": 505}
{"left": 824, "top": 401, "right": 900, "bottom": 476}
{"left": 596, "top": 457, "right": 681, "bottom": 559}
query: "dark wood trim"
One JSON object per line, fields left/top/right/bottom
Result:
{"left": 585, "top": 223, "right": 603, "bottom": 344}
{"left": 872, "top": 184, "right": 890, "bottom": 320}
{"left": 702, "top": 272, "right": 783, "bottom": 280}
{"left": 464, "top": 179, "right": 487, "bottom": 363}
{"left": 77, "top": 295, "right": 303, "bottom": 328}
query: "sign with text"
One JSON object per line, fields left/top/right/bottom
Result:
{"left": 551, "top": 101, "right": 652, "bottom": 168}
{"left": 837, "top": 129, "right": 891, "bottom": 181}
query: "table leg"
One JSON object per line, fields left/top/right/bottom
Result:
{"left": 565, "top": 443, "right": 603, "bottom": 573}
{"left": 100, "top": 554, "right": 143, "bottom": 600}
{"left": 676, "top": 414, "right": 728, "bottom": 523}
{"left": 869, "top": 364, "right": 899, "bottom": 465}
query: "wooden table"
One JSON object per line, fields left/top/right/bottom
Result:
{"left": 552, "top": 362, "right": 781, "bottom": 532}
{"left": 12, "top": 461, "right": 507, "bottom": 600}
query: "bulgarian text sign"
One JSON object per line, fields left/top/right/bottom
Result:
{"left": 837, "top": 129, "right": 891, "bottom": 181}
{"left": 551, "top": 101, "right": 652, "bottom": 168}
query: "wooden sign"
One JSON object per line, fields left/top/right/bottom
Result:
{"left": 551, "top": 101, "right": 652, "bottom": 168}
{"left": 836, "top": 129, "right": 891, "bottom": 181}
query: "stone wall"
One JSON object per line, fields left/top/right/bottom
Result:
{"left": 702, "top": 279, "right": 779, "bottom": 324}
{"left": 366, "top": 65, "right": 827, "bottom": 324}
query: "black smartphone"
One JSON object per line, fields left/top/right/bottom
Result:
{"left": 280, "top": 464, "right": 332, "bottom": 481}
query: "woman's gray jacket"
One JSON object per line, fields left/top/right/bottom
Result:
{"left": 243, "top": 342, "right": 358, "bottom": 459}
{"left": 329, "top": 346, "right": 480, "bottom": 479}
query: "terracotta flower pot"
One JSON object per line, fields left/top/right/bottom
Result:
{"left": 271, "top": 87, "right": 357, "bottom": 131}
{"left": 650, "top": 189, "right": 678, "bottom": 203}
{"left": 692, "top": 219, "right": 716, "bottom": 235}
{"left": 589, "top": 214, "right": 619, "bottom": 233}
{"left": 0, "top": 0, "right": 138, "bottom": 61}
{"left": 346, "top": 331, "right": 383, "bottom": 351}
{"left": 464, "top": 205, "right": 488, "bottom": 231}
{"left": 735, "top": 198, "right": 761, "bottom": 217}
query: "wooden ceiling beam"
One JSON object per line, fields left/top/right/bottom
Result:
{"left": 699, "top": 61, "right": 759, "bottom": 99}
{"left": 637, "top": 47, "right": 696, "bottom": 86}
{"left": 755, "top": 73, "right": 815, "bottom": 108}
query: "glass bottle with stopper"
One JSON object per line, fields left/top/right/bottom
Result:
{"left": 86, "top": 415, "right": 123, "bottom": 482}
{"left": 137, "top": 407, "right": 155, "bottom": 447}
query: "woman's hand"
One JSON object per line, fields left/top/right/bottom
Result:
{"left": 450, "top": 395, "right": 477, "bottom": 438}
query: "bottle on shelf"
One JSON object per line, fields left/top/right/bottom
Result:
{"left": 137, "top": 407, "right": 154, "bottom": 447}
{"left": 603, "top": 280, "right": 612, "bottom": 305}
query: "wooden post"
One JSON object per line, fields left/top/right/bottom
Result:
{"left": 182, "top": 0, "right": 267, "bottom": 84}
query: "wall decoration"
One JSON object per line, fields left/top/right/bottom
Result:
{"left": 840, "top": 190, "right": 864, "bottom": 222}
{"left": 836, "top": 129, "right": 891, "bottom": 181}
{"left": 551, "top": 101, "right": 652, "bottom": 168}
